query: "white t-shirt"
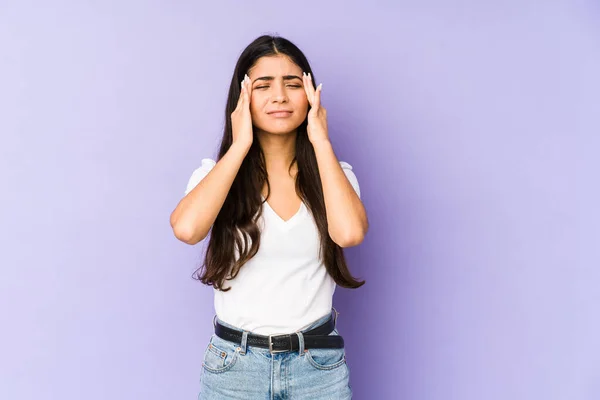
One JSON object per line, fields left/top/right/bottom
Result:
{"left": 184, "top": 158, "right": 361, "bottom": 335}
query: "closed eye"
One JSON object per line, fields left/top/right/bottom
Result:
{"left": 255, "top": 85, "right": 302, "bottom": 89}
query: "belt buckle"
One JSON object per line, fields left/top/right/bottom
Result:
{"left": 268, "top": 333, "right": 292, "bottom": 354}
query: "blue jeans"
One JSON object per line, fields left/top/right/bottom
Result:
{"left": 198, "top": 309, "right": 352, "bottom": 399}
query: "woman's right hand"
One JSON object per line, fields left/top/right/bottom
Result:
{"left": 231, "top": 74, "right": 254, "bottom": 149}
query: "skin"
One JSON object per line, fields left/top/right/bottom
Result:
{"left": 249, "top": 55, "right": 309, "bottom": 137}
{"left": 171, "top": 54, "right": 367, "bottom": 246}
{"left": 246, "top": 55, "right": 309, "bottom": 220}
{"left": 243, "top": 54, "right": 367, "bottom": 245}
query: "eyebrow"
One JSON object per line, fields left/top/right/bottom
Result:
{"left": 253, "top": 75, "right": 303, "bottom": 83}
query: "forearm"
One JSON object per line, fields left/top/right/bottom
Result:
{"left": 170, "top": 143, "right": 250, "bottom": 245}
{"left": 312, "top": 140, "right": 368, "bottom": 247}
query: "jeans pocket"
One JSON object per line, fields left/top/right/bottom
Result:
{"left": 305, "top": 328, "right": 346, "bottom": 371}
{"left": 202, "top": 334, "right": 239, "bottom": 373}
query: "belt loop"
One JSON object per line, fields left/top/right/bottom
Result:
{"left": 240, "top": 331, "right": 249, "bottom": 355}
{"left": 296, "top": 331, "right": 305, "bottom": 356}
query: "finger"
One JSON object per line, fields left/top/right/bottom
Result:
{"left": 242, "top": 78, "right": 248, "bottom": 105}
{"left": 307, "top": 72, "right": 316, "bottom": 105}
{"left": 236, "top": 79, "right": 246, "bottom": 109}
{"left": 302, "top": 73, "right": 309, "bottom": 105}
{"left": 244, "top": 74, "right": 253, "bottom": 105}
{"left": 314, "top": 83, "right": 322, "bottom": 109}
{"left": 302, "top": 73, "right": 312, "bottom": 106}
{"left": 304, "top": 72, "right": 316, "bottom": 106}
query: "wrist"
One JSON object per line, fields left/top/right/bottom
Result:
{"left": 310, "top": 138, "right": 332, "bottom": 150}
{"left": 230, "top": 141, "right": 252, "bottom": 156}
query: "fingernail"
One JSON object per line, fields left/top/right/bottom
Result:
{"left": 318, "top": 83, "right": 323, "bottom": 90}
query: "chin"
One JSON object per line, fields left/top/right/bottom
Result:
{"left": 269, "top": 127, "right": 298, "bottom": 135}
{"left": 258, "top": 121, "right": 303, "bottom": 135}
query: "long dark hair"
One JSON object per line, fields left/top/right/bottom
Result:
{"left": 194, "top": 35, "right": 365, "bottom": 291}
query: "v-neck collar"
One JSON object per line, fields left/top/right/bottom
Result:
{"left": 261, "top": 195, "right": 305, "bottom": 230}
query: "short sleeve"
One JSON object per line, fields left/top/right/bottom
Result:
{"left": 184, "top": 158, "right": 216, "bottom": 196}
{"left": 339, "top": 161, "right": 361, "bottom": 199}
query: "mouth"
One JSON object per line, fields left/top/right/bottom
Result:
{"left": 267, "top": 110, "right": 293, "bottom": 118}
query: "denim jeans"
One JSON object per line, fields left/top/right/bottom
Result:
{"left": 198, "top": 309, "right": 352, "bottom": 399}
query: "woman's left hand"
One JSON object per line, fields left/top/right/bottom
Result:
{"left": 303, "top": 72, "right": 329, "bottom": 145}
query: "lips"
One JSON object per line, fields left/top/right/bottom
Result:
{"left": 267, "top": 110, "right": 293, "bottom": 118}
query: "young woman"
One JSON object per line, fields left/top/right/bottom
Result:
{"left": 170, "top": 35, "right": 368, "bottom": 399}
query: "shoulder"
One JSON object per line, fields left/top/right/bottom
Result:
{"left": 184, "top": 158, "right": 216, "bottom": 195}
{"left": 339, "top": 160, "right": 361, "bottom": 198}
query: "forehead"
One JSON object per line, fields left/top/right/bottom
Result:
{"left": 248, "top": 55, "right": 302, "bottom": 78}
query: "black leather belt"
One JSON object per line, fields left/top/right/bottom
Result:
{"left": 214, "top": 314, "right": 344, "bottom": 354}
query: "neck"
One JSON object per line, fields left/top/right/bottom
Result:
{"left": 256, "top": 130, "right": 297, "bottom": 173}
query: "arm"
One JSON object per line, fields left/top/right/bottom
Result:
{"left": 171, "top": 74, "right": 255, "bottom": 245}
{"left": 169, "top": 143, "right": 250, "bottom": 245}
{"left": 313, "top": 141, "right": 368, "bottom": 247}
{"left": 301, "top": 72, "right": 368, "bottom": 247}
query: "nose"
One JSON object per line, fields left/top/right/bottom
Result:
{"left": 270, "top": 81, "right": 288, "bottom": 103}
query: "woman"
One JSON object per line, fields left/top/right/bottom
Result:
{"left": 170, "top": 35, "right": 368, "bottom": 399}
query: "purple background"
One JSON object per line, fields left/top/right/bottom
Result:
{"left": 2, "top": 1, "right": 599, "bottom": 399}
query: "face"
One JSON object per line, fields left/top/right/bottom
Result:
{"left": 247, "top": 55, "right": 309, "bottom": 135}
